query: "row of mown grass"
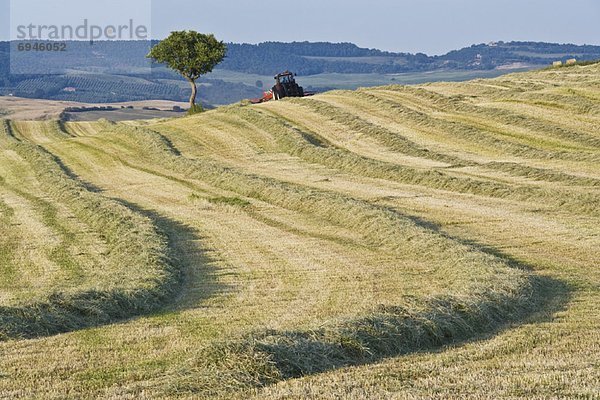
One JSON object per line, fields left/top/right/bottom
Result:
{"left": 221, "top": 107, "right": 599, "bottom": 216}
{"left": 275, "top": 97, "right": 600, "bottom": 188}
{"left": 286, "top": 97, "right": 467, "bottom": 166}
{"left": 248, "top": 64, "right": 599, "bottom": 399}
{"left": 96, "top": 120, "right": 550, "bottom": 385}
{"left": 335, "top": 90, "right": 600, "bottom": 162}
{"left": 0, "top": 120, "right": 180, "bottom": 340}
{"left": 0, "top": 190, "right": 18, "bottom": 289}
{"left": 368, "top": 85, "right": 600, "bottom": 148}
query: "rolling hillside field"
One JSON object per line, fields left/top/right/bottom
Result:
{"left": 0, "top": 64, "right": 599, "bottom": 399}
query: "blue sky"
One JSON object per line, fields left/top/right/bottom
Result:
{"left": 1, "top": 0, "right": 599, "bottom": 54}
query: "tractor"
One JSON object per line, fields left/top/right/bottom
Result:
{"left": 251, "top": 71, "right": 312, "bottom": 103}
{"left": 271, "top": 71, "right": 304, "bottom": 100}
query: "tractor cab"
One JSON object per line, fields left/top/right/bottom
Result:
{"left": 275, "top": 72, "right": 294, "bottom": 85}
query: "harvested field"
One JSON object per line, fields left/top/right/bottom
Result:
{"left": 0, "top": 65, "right": 598, "bottom": 399}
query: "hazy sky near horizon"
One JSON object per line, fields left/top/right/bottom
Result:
{"left": 1, "top": 0, "right": 599, "bottom": 54}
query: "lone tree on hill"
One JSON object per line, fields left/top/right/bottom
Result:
{"left": 148, "top": 31, "right": 226, "bottom": 113}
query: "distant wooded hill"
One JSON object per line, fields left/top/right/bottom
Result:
{"left": 220, "top": 41, "right": 600, "bottom": 74}
{"left": 0, "top": 40, "right": 598, "bottom": 105}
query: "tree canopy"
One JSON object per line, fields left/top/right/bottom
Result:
{"left": 148, "top": 31, "right": 227, "bottom": 111}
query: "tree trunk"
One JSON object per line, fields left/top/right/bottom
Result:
{"left": 186, "top": 77, "right": 197, "bottom": 109}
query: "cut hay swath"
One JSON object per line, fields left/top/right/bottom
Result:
{"left": 0, "top": 120, "right": 180, "bottom": 339}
